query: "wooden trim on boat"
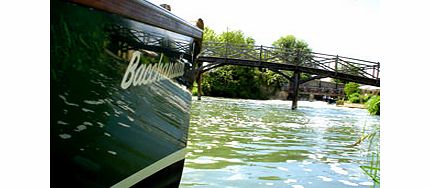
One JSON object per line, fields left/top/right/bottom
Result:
{"left": 68, "top": 0, "right": 203, "bottom": 39}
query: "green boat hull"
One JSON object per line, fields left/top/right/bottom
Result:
{"left": 51, "top": 1, "right": 200, "bottom": 187}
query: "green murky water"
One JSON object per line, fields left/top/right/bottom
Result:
{"left": 180, "top": 97, "right": 379, "bottom": 188}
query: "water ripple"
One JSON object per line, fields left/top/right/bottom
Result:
{"left": 181, "top": 97, "right": 379, "bottom": 187}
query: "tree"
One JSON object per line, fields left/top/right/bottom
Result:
{"left": 203, "top": 26, "right": 219, "bottom": 42}
{"left": 219, "top": 30, "right": 255, "bottom": 45}
{"left": 272, "top": 35, "right": 311, "bottom": 53}
{"left": 199, "top": 30, "right": 315, "bottom": 99}
{"left": 201, "top": 28, "right": 263, "bottom": 99}
{"left": 272, "top": 35, "right": 313, "bottom": 82}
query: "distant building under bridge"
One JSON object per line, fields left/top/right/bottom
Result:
{"left": 284, "top": 79, "right": 345, "bottom": 101}
{"left": 283, "top": 79, "right": 380, "bottom": 102}
{"left": 359, "top": 85, "right": 380, "bottom": 96}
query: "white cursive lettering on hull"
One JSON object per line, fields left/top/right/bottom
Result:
{"left": 121, "top": 51, "right": 185, "bottom": 89}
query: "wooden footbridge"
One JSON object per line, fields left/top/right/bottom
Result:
{"left": 194, "top": 42, "right": 380, "bottom": 109}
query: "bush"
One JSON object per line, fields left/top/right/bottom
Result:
{"left": 348, "top": 93, "right": 361, "bottom": 103}
{"left": 367, "top": 95, "right": 380, "bottom": 115}
{"left": 344, "top": 82, "right": 360, "bottom": 98}
{"left": 362, "top": 94, "right": 372, "bottom": 103}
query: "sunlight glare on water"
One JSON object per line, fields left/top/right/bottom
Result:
{"left": 180, "top": 97, "right": 379, "bottom": 188}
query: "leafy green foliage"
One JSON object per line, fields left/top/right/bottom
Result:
{"left": 272, "top": 35, "right": 313, "bottom": 80}
{"left": 343, "top": 82, "right": 375, "bottom": 104}
{"left": 202, "top": 66, "right": 265, "bottom": 99}
{"left": 200, "top": 28, "right": 315, "bottom": 99}
{"left": 344, "top": 82, "right": 360, "bottom": 98}
{"left": 333, "top": 65, "right": 361, "bottom": 84}
{"left": 201, "top": 28, "right": 264, "bottom": 99}
{"left": 362, "top": 94, "right": 372, "bottom": 103}
{"left": 219, "top": 30, "right": 255, "bottom": 45}
{"left": 367, "top": 95, "right": 380, "bottom": 115}
{"left": 272, "top": 35, "right": 311, "bottom": 53}
{"left": 51, "top": 2, "right": 114, "bottom": 81}
{"left": 348, "top": 93, "right": 361, "bottom": 103}
{"left": 203, "top": 27, "right": 219, "bottom": 42}
{"left": 262, "top": 70, "right": 288, "bottom": 87}
{"left": 200, "top": 27, "right": 300, "bottom": 99}
{"left": 344, "top": 82, "right": 375, "bottom": 104}
{"left": 192, "top": 83, "right": 199, "bottom": 96}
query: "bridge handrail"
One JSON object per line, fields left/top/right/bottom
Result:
{"left": 200, "top": 42, "right": 380, "bottom": 80}
{"left": 201, "top": 42, "right": 379, "bottom": 64}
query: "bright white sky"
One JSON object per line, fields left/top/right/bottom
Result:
{"left": 149, "top": 0, "right": 380, "bottom": 62}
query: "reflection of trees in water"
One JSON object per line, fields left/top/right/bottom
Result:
{"left": 51, "top": 2, "right": 127, "bottom": 185}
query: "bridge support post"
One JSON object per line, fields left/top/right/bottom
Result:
{"left": 197, "top": 72, "right": 202, "bottom": 100}
{"left": 291, "top": 71, "right": 300, "bottom": 110}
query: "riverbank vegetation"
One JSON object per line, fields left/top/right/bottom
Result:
{"left": 367, "top": 95, "right": 380, "bottom": 115}
{"left": 199, "top": 27, "right": 310, "bottom": 99}
{"left": 342, "top": 82, "right": 380, "bottom": 115}
{"left": 349, "top": 124, "right": 380, "bottom": 185}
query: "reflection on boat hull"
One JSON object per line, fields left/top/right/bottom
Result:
{"left": 51, "top": 0, "right": 202, "bottom": 187}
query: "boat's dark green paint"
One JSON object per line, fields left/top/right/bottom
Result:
{"left": 51, "top": 1, "right": 201, "bottom": 187}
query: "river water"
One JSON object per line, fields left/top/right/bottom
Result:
{"left": 180, "top": 97, "right": 379, "bottom": 188}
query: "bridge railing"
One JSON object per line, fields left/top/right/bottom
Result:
{"left": 200, "top": 42, "right": 380, "bottom": 80}
{"left": 308, "top": 52, "right": 380, "bottom": 80}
